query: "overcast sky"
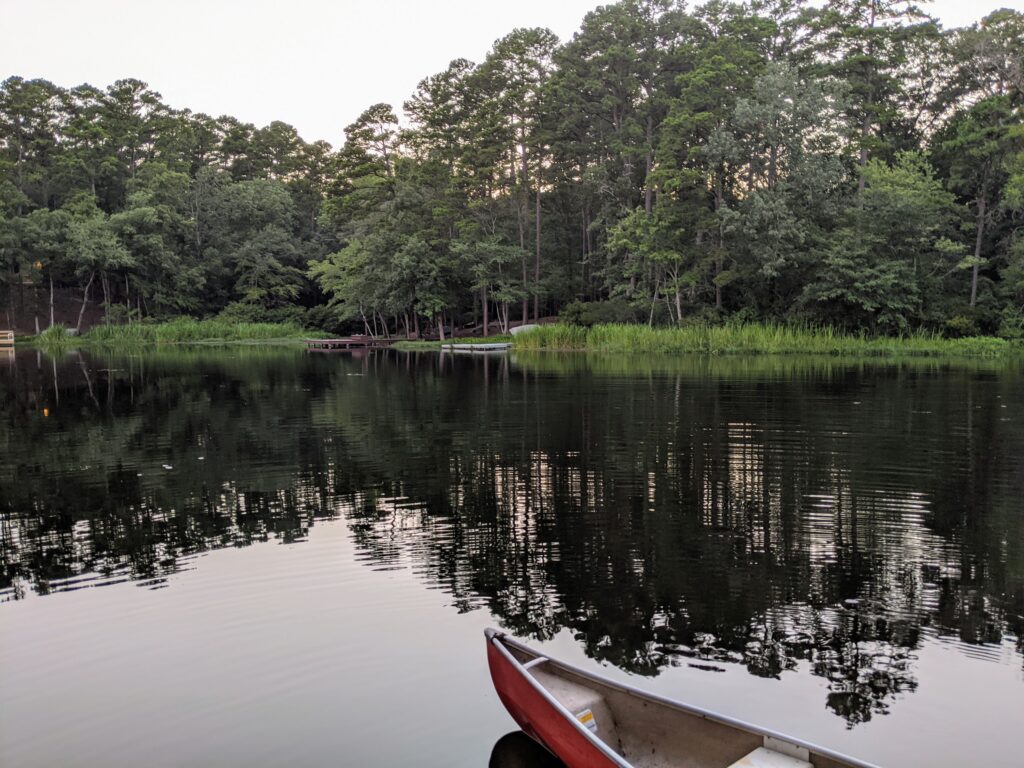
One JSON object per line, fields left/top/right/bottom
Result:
{"left": 2, "top": 0, "right": 1021, "bottom": 147}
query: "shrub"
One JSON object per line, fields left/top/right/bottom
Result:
{"left": 997, "top": 311, "right": 1024, "bottom": 341}
{"left": 559, "top": 299, "right": 641, "bottom": 327}
{"left": 944, "top": 315, "right": 978, "bottom": 338}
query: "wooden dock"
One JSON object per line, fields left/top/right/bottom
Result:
{"left": 441, "top": 342, "right": 512, "bottom": 353}
{"left": 0, "top": 330, "right": 13, "bottom": 347}
{"left": 305, "top": 335, "right": 394, "bottom": 351}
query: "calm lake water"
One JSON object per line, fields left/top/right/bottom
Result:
{"left": 1, "top": 347, "right": 1022, "bottom": 767}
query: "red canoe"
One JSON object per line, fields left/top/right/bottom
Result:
{"left": 485, "top": 629, "right": 878, "bottom": 768}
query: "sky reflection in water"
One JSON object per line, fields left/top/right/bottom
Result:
{"left": 1, "top": 347, "right": 1022, "bottom": 767}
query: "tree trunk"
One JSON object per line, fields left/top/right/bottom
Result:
{"left": 101, "top": 273, "right": 110, "bottom": 323}
{"left": 482, "top": 286, "right": 489, "bottom": 338}
{"left": 858, "top": 3, "right": 878, "bottom": 194}
{"left": 49, "top": 275, "right": 55, "bottom": 328}
{"left": 971, "top": 194, "right": 986, "bottom": 307}
{"left": 518, "top": 135, "right": 530, "bottom": 327}
{"left": 645, "top": 115, "right": 654, "bottom": 214}
{"left": 534, "top": 179, "right": 541, "bottom": 322}
{"left": 858, "top": 112, "right": 871, "bottom": 193}
{"left": 437, "top": 314, "right": 445, "bottom": 342}
{"left": 648, "top": 273, "right": 660, "bottom": 327}
{"left": 76, "top": 272, "right": 95, "bottom": 334}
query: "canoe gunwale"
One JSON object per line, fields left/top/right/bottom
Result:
{"left": 486, "top": 629, "right": 881, "bottom": 768}
{"left": 488, "top": 628, "right": 632, "bottom": 767}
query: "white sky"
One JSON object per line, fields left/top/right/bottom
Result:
{"left": 2, "top": 0, "right": 1021, "bottom": 148}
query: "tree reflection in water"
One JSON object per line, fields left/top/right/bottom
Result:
{"left": 1, "top": 348, "right": 1021, "bottom": 727}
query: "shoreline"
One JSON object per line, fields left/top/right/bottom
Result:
{"left": 20, "top": 321, "right": 1023, "bottom": 360}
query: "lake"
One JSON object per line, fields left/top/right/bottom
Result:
{"left": 1, "top": 347, "right": 1022, "bottom": 767}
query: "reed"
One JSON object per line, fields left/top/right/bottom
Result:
{"left": 32, "top": 324, "right": 75, "bottom": 352}
{"left": 513, "top": 323, "right": 1018, "bottom": 358}
{"left": 32, "top": 319, "right": 309, "bottom": 347}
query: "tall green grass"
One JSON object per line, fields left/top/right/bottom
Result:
{"left": 69, "top": 318, "right": 307, "bottom": 346}
{"left": 32, "top": 324, "right": 75, "bottom": 352}
{"left": 513, "top": 323, "right": 1018, "bottom": 358}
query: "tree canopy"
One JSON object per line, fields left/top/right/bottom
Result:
{"left": 2, "top": 1, "right": 1023, "bottom": 337}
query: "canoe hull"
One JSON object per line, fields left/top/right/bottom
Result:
{"left": 485, "top": 630, "right": 878, "bottom": 768}
{"left": 486, "top": 637, "right": 621, "bottom": 768}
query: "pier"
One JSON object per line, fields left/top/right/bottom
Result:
{"left": 305, "top": 335, "right": 395, "bottom": 351}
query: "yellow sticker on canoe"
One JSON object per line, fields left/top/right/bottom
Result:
{"left": 576, "top": 708, "right": 598, "bottom": 733}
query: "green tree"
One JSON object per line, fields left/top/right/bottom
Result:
{"left": 802, "top": 154, "right": 957, "bottom": 330}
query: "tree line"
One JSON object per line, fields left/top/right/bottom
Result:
{"left": 2, "top": 0, "right": 1023, "bottom": 339}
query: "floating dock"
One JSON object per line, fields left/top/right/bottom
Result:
{"left": 441, "top": 342, "right": 512, "bottom": 352}
{"left": 306, "top": 336, "right": 394, "bottom": 351}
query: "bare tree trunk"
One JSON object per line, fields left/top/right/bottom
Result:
{"left": 124, "top": 273, "right": 131, "bottom": 322}
{"left": 76, "top": 272, "right": 95, "bottom": 334}
{"left": 101, "top": 273, "right": 110, "bottom": 323}
{"left": 858, "top": 112, "right": 871, "bottom": 193}
{"left": 482, "top": 286, "right": 489, "bottom": 338}
{"left": 517, "top": 137, "right": 530, "bottom": 327}
{"left": 49, "top": 275, "right": 55, "bottom": 328}
{"left": 437, "top": 314, "right": 445, "bottom": 342}
{"left": 858, "top": 2, "right": 878, "bottom": 194}
{"left": 716, "top": 258, "right": 723, "bottom": 310}
{"left": 648, "top": 273, "right": 660, "bottom": 327}
{"left": 534, "top": 180, "right": 541, "bottom": 322}
{"left": 971, "top": 194, "right": 986, "bottom": 307}
{"left": 675, "top": 280, "right": 682, "bottom": 325}
{"left": 645, "top": 114, "right": 654, "bottom": 214}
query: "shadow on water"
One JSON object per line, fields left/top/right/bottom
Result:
{"left": 1, "top": 346, "right": 1022, "bottom": 728}
{"left": 489, "top": 732, "right": 564, "bottom": 767}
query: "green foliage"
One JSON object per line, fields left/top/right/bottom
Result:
{"left": 802, "top": 154, "right": 960, "bottom": 332}
{"left": 559, "top": 299, "right": 641, "bottom": 326}
{"left": 3, "top": 6, "right": 1024, "bottom": 341}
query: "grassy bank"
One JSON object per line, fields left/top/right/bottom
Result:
{"left": 30, "top": 319, "right": 310, "bottom": 350}
{"left": 513, "top": 323, "right": 1019, "bottom": 358}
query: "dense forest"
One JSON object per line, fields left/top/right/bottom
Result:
{"left": 2, "top": 0, "right": 1023, "bottom": 339}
